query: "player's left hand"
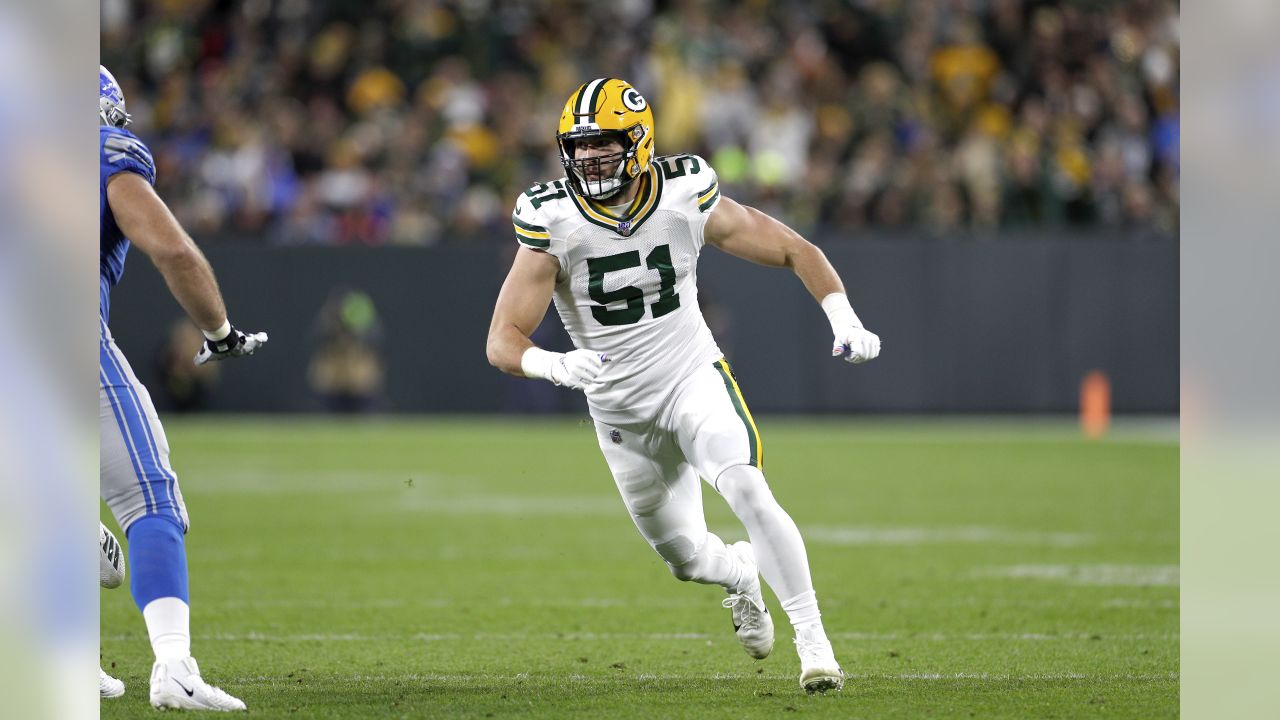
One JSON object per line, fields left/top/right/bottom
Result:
{"left": 832, "top": 326, "right": 880, "bottom": 364}
{"left": 194, "top": 326, "right": 269, "bottom": 365}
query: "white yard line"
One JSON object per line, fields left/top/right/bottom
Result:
{"left": 102, "top": 631, "right": 1177, "bottom": 643}
{"left": 203, "top": 596, "right": 701, "bottom": 609}
{"left": 225, "top": 671, "right": 1179, "bottom": 683}
{"left": 845, "top": 671, "right": 1179, "bottom": 681}
{"left": 195, "top": 595, "right": 1177, "bottom": 610}
{"left": 977, "top": 564, "right": 1180, "bottom": 587}
{"left": 804, "top": 525, "right": 1094, "bottom": 547}
{"left": 1102, "top": 598, "right": 1180, "bottom": 609}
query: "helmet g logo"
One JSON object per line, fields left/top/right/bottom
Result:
{"left": 557, "top": 79, "right": 656, "bottom": 200}
{"left": 621, "top": 88, "right": 648, "bottom": 112}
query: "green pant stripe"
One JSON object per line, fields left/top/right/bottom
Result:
{"left": 714, "top": 360, "right": 760, "bottom": 468}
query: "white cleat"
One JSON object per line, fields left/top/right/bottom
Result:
{"left": 100, "top": 667, "right": 125, "bottom": 698}
{"left": 796, "top": 624, "right": 845, "bottom": 694}
{"left": 722, "top": 541, "right": 774, "bottom": 660}
{"left": 149, "top": 657, "right": 246, "bottom": 712}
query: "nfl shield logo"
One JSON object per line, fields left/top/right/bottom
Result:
{"left": 609, "top": 429, "right": 623, "bottom": 444}
{"left": 616, "top": 220, "right": 633, "bottom": 236}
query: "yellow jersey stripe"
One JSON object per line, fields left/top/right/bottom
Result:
{"left": 514, "top": 226, "right": 551, "bottom": 240}
{"left": 697, "top": 181, "right": 719, "bottom": 206}
{"left": 697, "top": 188, "right": 721, "bottom": 213}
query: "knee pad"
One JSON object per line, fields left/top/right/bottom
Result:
{"left": 617, "top": 470, "right": 670, "bottom": 517}
{"left": 668, "top": 561, "right": 700, "bottom": 582}
{"left": 715, "top": 464, "right": 774, "bottom": 509}
{"left": 655, "top": 534, "right": 703, "bottom": 580}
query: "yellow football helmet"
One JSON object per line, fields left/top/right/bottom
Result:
{"left": 557, "top": 78, "right": 655, "bottom": 200}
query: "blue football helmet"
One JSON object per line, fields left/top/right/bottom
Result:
{"left": 99, "top": 65, "right": 131, "bottom": 128}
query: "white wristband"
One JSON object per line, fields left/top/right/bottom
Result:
{"left": 520, "top": 347, "right": 563, "bottom": 382}
{"left": 202, "top": 319, "right": 232, "bottom": 341}
{"left": 820, "top": 293, "right": 862, "bottom": 332}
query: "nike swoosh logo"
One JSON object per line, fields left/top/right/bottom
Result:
{"left": 174, "top": 679, "right": 195, "bottom": 697}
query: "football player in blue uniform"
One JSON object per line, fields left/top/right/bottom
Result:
{"left": 99, "top": 65, "right": 265, "bottom": 711}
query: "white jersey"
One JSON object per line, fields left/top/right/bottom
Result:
{"left": 512, "top": 154, "right": 725, "bottom": 424}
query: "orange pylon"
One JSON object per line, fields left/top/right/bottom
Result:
{"left": 1081, "top": 370, "right": 1111, "bottom": 439}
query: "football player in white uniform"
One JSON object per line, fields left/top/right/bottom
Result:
{"left": 486, "top": 78, "right": 880, "bottom": 693}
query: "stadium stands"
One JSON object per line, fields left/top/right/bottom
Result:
{"left": 101, "top": 0, "right": 1179, "bottom": 245}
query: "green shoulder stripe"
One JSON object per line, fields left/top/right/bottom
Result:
{"left": 512, "top": 214, "right": 548, "bottom": 233}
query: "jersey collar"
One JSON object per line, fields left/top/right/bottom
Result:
{"left": 568, "top": 166, "right": 664, "bottom": 237}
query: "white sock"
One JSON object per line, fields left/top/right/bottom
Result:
{"left": 717, "top": 466, "right": 820, "bottom": 617}
{"left": 142, "top": 597, "right": 191, "bottom": 662}
{"left": 782, "top": 591, "right": 823, "bottom": 630}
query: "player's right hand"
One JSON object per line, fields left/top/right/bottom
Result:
{"left": 548, "top": 348, "right": 610, "bottom": 390}
{"left": 194, "top": 326, "right": 269, "bottom": 365}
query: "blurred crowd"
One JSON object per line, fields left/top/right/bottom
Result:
{"left": 101, "top": 0, "right": 1179, "bottom": 244}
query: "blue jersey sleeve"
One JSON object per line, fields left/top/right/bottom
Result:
{"left": 100, "top": 126, "right": 156, "bottom": 186}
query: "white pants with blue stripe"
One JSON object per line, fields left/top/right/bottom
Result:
{"left": 100, "top": 325, "right": 189, "bottom": 533}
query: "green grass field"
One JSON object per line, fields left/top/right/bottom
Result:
{"left": 101, "top": 417, "right": 1178, "bottom": 719}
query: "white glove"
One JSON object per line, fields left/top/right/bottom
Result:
{"left": 521, "top": 347, "right": 609, "bottom": 391}
{"left": 832, "top": 326, "right": 881, "bottom": 364}
{"left": 194, "top": 321, "right": 269, "bottom": 365}
{"left": 822, "top": 293, "right": 881, "bottom": 364}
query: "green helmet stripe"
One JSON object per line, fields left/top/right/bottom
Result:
{"left": 576, "top": 78, "right": 608, "bottom": 119}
